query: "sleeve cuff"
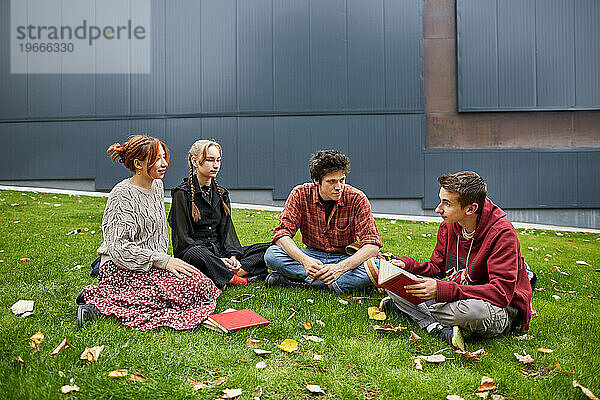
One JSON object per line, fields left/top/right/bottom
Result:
{"left": 152, "top": 253, "right": 171, "bottom": 269}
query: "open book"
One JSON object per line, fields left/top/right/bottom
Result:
{"left": 378, "top": 259, "right": 425, "bottom": 305}
{"left": 203, "top": 308, "right": 269, "bottom": 333}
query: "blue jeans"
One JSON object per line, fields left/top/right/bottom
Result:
{"left": 264, "top": 245, "right": 374, "bottom": 293}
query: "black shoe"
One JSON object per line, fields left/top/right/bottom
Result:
{"left": 76, "top": 290, "right": 85, "bottom": 305}
{"left": 77, "top": 304, "right": 101, "bottom": 329}
{"left": 265, "top": 272, "right": 312, "bottom": 289}
{"left": 379, "top": 296, "right": 400, "bottom": 314}
{"left": 430, "top": 324, "right": 465, "bottom": 350}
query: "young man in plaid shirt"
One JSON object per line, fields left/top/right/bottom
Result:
{"left": 264, "top": 150, "right": 382, "bottom": 292}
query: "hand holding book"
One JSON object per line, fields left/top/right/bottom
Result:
{"left": 404, "top": 277, "right": 437, "bottom": 300}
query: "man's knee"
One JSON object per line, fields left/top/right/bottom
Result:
{"left": 264, "top": 245, "right": 284, "bottom": 268}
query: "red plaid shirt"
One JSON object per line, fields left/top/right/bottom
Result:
{"left": 271, "top": 183, "right": 382, "bottom": 254}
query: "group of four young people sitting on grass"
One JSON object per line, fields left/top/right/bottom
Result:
{"left": 77, "top": 135, "right": 533, "bottom": 350}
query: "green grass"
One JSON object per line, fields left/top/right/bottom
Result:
{"left": 1, "top": 189, "right": 599, "bottom": 399}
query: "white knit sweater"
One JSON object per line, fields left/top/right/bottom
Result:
{"left": 97, "top": 178, "right": 171, "bottom": 272}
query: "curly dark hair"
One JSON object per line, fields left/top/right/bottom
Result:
{"left": 438, "top": 171, "right": 487, "bottom": 214}
{"left": 309, "top": 150, "right": 350, "bottom": 183}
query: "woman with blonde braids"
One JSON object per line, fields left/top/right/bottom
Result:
{"left": 168, "top": 140, "right": 269, "bottom": 289}
{"left": 77, "top": 135, "right": 221, "bottom": 330}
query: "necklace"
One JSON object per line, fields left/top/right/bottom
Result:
{"left": 456, "top": 233, "right": 475, "bottom": 283}
{"left": 462, "top": 226, "right": 476, "bottom": 240}
{"left": 200, "top": 185, "right": 211, "bottom": 197}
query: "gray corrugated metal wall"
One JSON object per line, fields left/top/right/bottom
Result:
{"left": 457, "top": 0, "right": 600, "bottom": 111}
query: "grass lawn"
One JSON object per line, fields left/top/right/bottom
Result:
{"left": 1, "top": 189, "right": 599, "bottom": 400}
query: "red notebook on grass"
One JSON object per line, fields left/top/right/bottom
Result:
{"left": 203, "top": 309, "right": 269, "bottom": 333}
{"left": 378, "top": 259, "right": 425, "bottom": 305}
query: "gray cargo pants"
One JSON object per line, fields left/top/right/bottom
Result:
{"left": 386, "top": 290, "right": 519, "bottom": 338}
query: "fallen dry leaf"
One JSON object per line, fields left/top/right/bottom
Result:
{"left": 58, "top": 371, "right": 65, "bottom": 377}
{"left": 13, "top": 357, "right": 24, "bottom": 366}
{"left": 21, "top": 311, "right": 33, "bottom": 318}
{"left": 423, "top": 354, "right": 446, "bottom": 363}
{"left": 372, "top": 324, "right": 406, "bottom": 333}
{"left": 303, "top": 322, "right": 312, "bottom": 330}
{"left": 315, "top": 320, "right": 325, "bottom": 327}
{"left": 491, "top": 395, "right": 505, "bottom": 400}
{"left": 256, "top": 361, "right": 268, "bottom": 370}
{"left": 536, "top": 348, "right": 554, "bottom": 354}
{"left": 409, "top": 331, "right": 421, "bottom": 341}
{"left": 50, "top": 338, "right": 69, "bottom": 356}
{"left": 306, "top": 299, "right": 314, "bottom": 304}
{"left": 314, "top": 354, "right": 323, "bottom": 361}
{"left": 278, "top": 339, "right": 298, "bottom": 352}
{"left": 414, "top": 357, "right": 423, "bottom": 370}
{"left": 209, "top": 377, "right": 228, "bottom": 386}
{"left": 11, "top": 300, "right": 34, "bottom": 315}
{"left": 129, "top": 373, "right": 147, "bottom": 382}
{"left": 108, "top": 369, "right": 129, "bottom": 378}
{"left": 338, "top": 299, "right": 349, "bottom": 305}
{"left": 30, "top": 332, "right": 44, "bottom": 350}
{"left": 474, "top": 393, "right": 489, "bottom": 399}
{"left": 80, "top": 345, "right": 104, "bottom": 362}
{"left": 447, "top": 395, "right": 465, "bottom": 400}
{"left": 478, "top": 376, "right": 496, "bottom": 392}
{"left": 189, "top": 376, "right": 227, "bottom": 390}
{"left": 220, "top": 388, "right": 243, "bottom": 398}
{"left": 61, "top": 385, "right": 80, "bottom": 394}
{"left": 514, "top": 352, "right": 534, "bottom": 364}
{"left": 246, "top": 337, "right": 261, "bottom": 348}
{"left": 515, "top": 333, "right": 533, "bottom": 340}
{"left": 302, "top": 335, "right": 324, "bottom": 343}
{"left": 252, "top": 386, "right": 263, "bottom": 398}
{"left": 367, "top": 306, "right": 387, "bottom": 321}
{"left": 576, "top": 260, "right": 590, "bottom": 266}
{"left": 19, "top": 258, "right": 31, "bottom": 261}
{"left": 573, "top": 380, "right": 600, "bottom": 400}
{"left": 456, "top": 348, "right": 485, "bottom": 362}
{"left": 306, "top": 384, "right": 325, "bottom": 394}
{"left": 556, "top": 361, "right": 572, "bottom": 373}
{"left": 253, "top": 349, "right": 271, "bottom": 356}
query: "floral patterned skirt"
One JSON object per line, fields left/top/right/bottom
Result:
{"left": 82, "top": 261, "right": 221, "bottom": 331}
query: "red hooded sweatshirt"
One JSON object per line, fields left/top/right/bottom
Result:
{"left": 400, "top": 198, "right": 533, "bottom": 331}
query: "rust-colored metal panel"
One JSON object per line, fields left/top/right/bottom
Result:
{"left": 423, "top": 0, "right": 455, "bottom": 39}
{"left": 424, "top": 38, "right": 456, "bottom": 113}
{"left": 573, "top": 112, "right": 600, "bottom": 147}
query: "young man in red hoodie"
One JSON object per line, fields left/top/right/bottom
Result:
{"left": 381, "top": 171, "right": 533, "bottom": 350}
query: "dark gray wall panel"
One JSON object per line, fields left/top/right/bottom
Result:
{"left": 384, "top": 0, "right": 423, "bottom": 111}
{"left": 499, "top": 152, "right": 538, "bottom": 208}
{"left": 575, "top": 0, "right": 600, "bottom": 108}
{"left": 237, "top": 0, "right": 273, "bottom": 112}
{"left": 164, "top": 118, "right": 203, "bottom": 189}
{"left": 497, "top": 0, "right": 536, "bottom": 108}
{"left": 201, "top": 0, "right": 237, "bottom": 114}
{"left": 456, "top": 0, "right": 498, "bottom": 110}
{"left": 273, "top": 117, "right": 312, "bottom": 199}
{"left": 577, "top": 151, "right": 600, "bottom": 207}
{"left": 28, "top": 75, "right": 62, "bottom": 118}
{"left": 166, "top": 0, "right": 202, "bottom": 114}
{"left": 347, "top": 0, "right": 384, "bottom": 110}
{"left": 58, "top": 122, "right": 96, "bottom": 178}
{"left": 348, "top": 116, "right": 387, "bottom": 196}
{"left": 539, "top": 152, "right": 578, "bottom": 207}
{"left": 61, "top": 75, "right": 95, "bottom": 117}
{"left": 131, "top": 0, "right": 166, "bottom": 115}
{"left": 95, "top": 120, "right": 131, "bottom": 190}
{"left": 535, "top": 0, "right": 574, "bottom": 108}
{"left": 308, "top": 116, "right": 348, "bottom": 154}
{"left": 0, "top": 1, "right": 27, "bottom": 119}
{"left": 386, "top": 114, "right": 424, "bottom": 197}
{"left": 201, "top": 117, "right": 238, "bottom": 187}
{"left": 0, "top": 124, "right": 28, "bottom": 179}
{"left": 461, "top": 151, "right": 502, "bottom": 205}
{"left": 272, "top": 0, "right": 311, "bottom": 112}
{"left": 309, "top": 0, "right": 347, "bottom": 110}
{"left": 238, "top": 117, "right": 273, "bottom": 188}
{"left": 423, "top": 151, "right": 462, "bottom": 209}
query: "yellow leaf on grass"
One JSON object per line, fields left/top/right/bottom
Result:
{"left": 367, "top": 306, "right": 387, "bottom": 321}
{"left": 477, "top": 376, "right": 496, "bottom": 392}
{"left": 536, "top": 348, "right": 553, "bottom": 353}
{"left": 246, "top": 337, "right": 261, "bottom": 348}
{"left": 514, "top": 352, "right": 534, "bottom": 364}
{"left": 108, "top": 369, "right": 128, "bottom": 378}
{"left": 306, "top": 384, "right": 325, "bottom": 394}
{"left": 60, "top": 385, "right": 80, "bottom": 394}
{"left": 573, "top": 380, "right": 600, "bottom": 400}
{"left": 80, "top": 345, "right": 104, "bottom": 361}
{"left": 30, "top": 332, "right": 44, "bottom": 350}
{"left": 303, "top": 322, "right": 312, "bottom": 330}
{"left": 129, "top": 373, "right": 147, "bottom": 382}
{"left": 50, "top": 338, "right": 69, "bottom": 356}
{"left": 277, "top": 339, "right": 298, "bottom": 352}
{"left": 302, "top": 335, "right": 324, "bottom": 343}
{"left": 221, "top": 388, "right": 243, "bottom": 398}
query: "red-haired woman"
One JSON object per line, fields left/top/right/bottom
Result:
{"left": 168, "top": 140, "right": 269, "bottom": 289}
{"left": 77, "top": 135, "right": 220, "bottom": 331}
